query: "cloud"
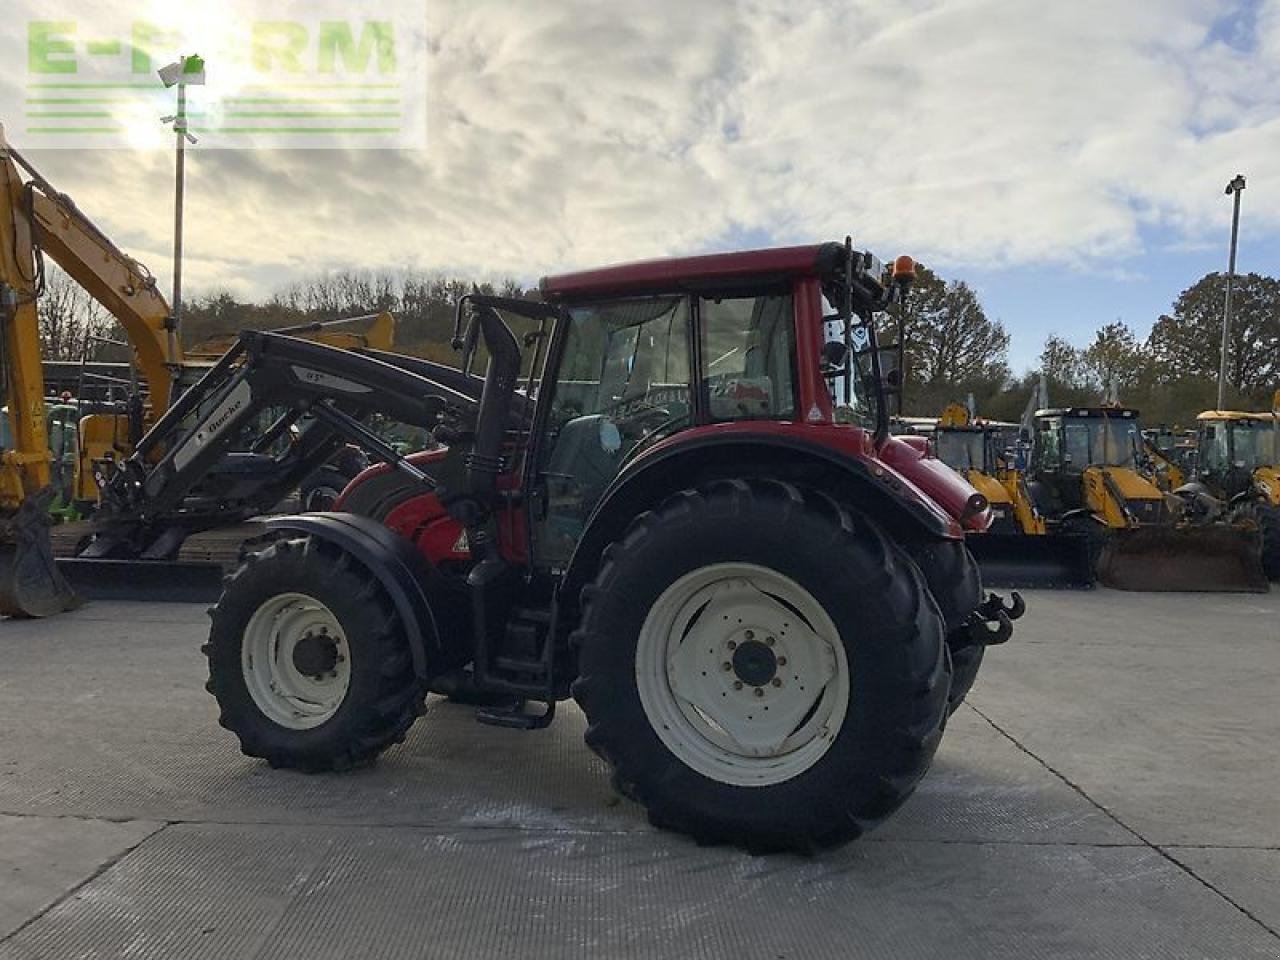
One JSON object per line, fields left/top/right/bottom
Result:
{"left": 2, "top": 0, "right": 1277, "bottom": 301}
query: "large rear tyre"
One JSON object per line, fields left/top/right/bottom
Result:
{"left": 571, "top": 479, "right": 950, "bottom": 852}
{"left": 204, "top": 536, "right": 421, "bottom": 771}
{"left": 905, "top": 539, "right": 984, "bottom": 715}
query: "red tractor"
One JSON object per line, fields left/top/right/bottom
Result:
{"left": 204, "top": 240, "right": 1021, "bottom": 852}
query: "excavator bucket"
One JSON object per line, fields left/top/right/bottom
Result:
{"left": 966, "top": 533, "right": 1095, "bottom": 590}
{"left": 0, "top": 490, "right": 81, "bottom": 617}
{"left": 1098, "top": 525, "right": 1268, "bottom": 593}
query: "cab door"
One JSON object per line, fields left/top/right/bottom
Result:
{"left": 532, "top": 296, "right": 693, "bottom": 571}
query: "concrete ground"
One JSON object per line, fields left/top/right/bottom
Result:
{"left": 0, "top": 590, "right": 1276, "bottom": 959}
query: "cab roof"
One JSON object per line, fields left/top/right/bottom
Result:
{"left": 1196, "top": 410, "right": 1279, "bottom": 423}
{"left": 539, "top": 242, "right": 845, "bottom": 300}
{"left": 1035, "top": 406, "right": 1140, "bottom": 419}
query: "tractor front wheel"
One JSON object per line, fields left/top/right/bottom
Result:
{"left": 571, "top": 479, "right": 950, "bottom": 852}
{"left": 204, "top": 536, "right": 422, "bottom": 771}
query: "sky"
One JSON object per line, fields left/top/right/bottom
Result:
{"left": 3, "top": 0, "right": 1278, "bottom": 372}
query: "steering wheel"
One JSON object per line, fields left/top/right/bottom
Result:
{"left": 625, "top": 410, "right": 691, "bottom": 460}
{"left": 620, "top": 403, "right": 676, "bottom": 431}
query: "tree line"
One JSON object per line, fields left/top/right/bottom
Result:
{"left": 891, "top": 266, "right": 1280, "bottom": 426}
{"left": 36, "top": 262, "right": 1279, "bottom": 428}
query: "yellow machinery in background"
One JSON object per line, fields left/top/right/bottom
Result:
{"left": 932, "top": 403, "right": 1093, "bottom": 587}
{"left": 1027, "top": 406, "right": 1266, "bottom": 591}
{"left": 1178, "top": 402, "right": 1279, "bottom": 580}
{"left": 0, "top": 124, "right": 176, "bottom": 614}
{"left": 934, "top": 404, "right": 1019, "bottom": 528}
{"left": 1141, "top": 427, "right": 1186, "bottom": 492}
{"left": 0, "top": 125, "right": 397, "bottom": 616}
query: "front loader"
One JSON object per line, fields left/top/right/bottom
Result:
{"left": 178, "top": 241, "right": 1025, "bottom": 852}
{"left": 0, "top": 125, "right": 403, "bottom": 615}
{"left": 1028, "top": 406, "right": 1265, "bottom": 592}
{"left": 930, "top": 404, "right": 1092, "bottom": 589}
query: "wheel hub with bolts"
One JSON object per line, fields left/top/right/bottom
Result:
{"left": 730, "top": 633, "right": 780, "bottom": 688}
{"left": 241, "top": 592, "right": 351, "bottom": 730}
{"left": 636, "top": 563, "right": 849, "bottom": 787}
{"left": 291, "top": 630, "right": 342, "bottom": 679}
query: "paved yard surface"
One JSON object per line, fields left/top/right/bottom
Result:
{"left": 0, "top": 590, "right": 1277, "bottom": 959}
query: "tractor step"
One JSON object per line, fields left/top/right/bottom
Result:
{"left": 475, "top": 698, "right": 556, "bottom": 730}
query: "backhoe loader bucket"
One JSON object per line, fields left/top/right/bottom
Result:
{"left": 1098, "top": 525, "right": 1268, "bottom": 593}
{"left": 966, "top": 533, "right": 1095, "bottom": 589}
{"left": 0, "top": 491, "right": 81, "bottom": 617}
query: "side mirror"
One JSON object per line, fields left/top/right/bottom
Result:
{"left": 871, "top": 344, "right": 904, "bottom": 416}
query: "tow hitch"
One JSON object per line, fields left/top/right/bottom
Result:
{"left": 963, "top": 591, "right": 1025, "bottom": 647}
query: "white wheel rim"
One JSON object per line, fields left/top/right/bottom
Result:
{"left": 241, "top": 592, "right": 351, "bottom": 730}
{"left": 635, "top": 562, "right": 850, "bottom": 787}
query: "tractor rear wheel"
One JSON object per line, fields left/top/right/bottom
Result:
{"left": 571, "top": 479, "right": 950, "bottom": 852}
{"left": 204, "top": 536, "right": 421, "bottom": 771}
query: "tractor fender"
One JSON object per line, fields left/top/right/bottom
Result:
{"left": 262, "top": 512, "right": 443, "bottom": 680}
{"left": 559, "top": 433, "right": 957, "bottom": 616}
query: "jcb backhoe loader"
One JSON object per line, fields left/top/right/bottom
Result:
{"left": 931, "top": 403, "right": 1092, "bottom": 588}
{"left": 1176, "top": 404, "right": 1280, "bottom": 580}
{"left": 1028, "top": 406, "right": 1266, "bottom": 591}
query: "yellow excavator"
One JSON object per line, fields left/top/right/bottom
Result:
{"left": 931, "top": 403, "right": 1093, "bottom": 587}
{"left": 1027, "top": 405, "right": 1266, "bottom": 591}
{"left": 0, "top": 123, "right": 180, "bottom": 614}
{"left": 0, "top": 125, "right": 396, "bottom": 616}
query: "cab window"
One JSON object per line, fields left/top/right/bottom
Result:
{"left": 700, "top": 294, "right": 795, "bottom": 421}
{"left": 536, "top": 296, "right": 692, "bottom": 569}
{"left": 1035, "top": 419, "right": 1060, "bottom": 469}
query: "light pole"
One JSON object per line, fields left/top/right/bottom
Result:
{"left": 158, "top": 54, "right": 205, "bottom": 370}
{"left": 1218, "top": 173, "right": 1246, "bottom": 410}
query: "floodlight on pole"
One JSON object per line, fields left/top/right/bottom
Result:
{"left": 158, "top": 54, "right": 205, "bottom": 376}
{"left": 1218, "top": 173, "right": 1246, "bottom": 410}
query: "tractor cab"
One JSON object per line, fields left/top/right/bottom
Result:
{"left": 1028, "top": 406, "right": 1166, "bottom": 525}
{"left": 1033, "top": 406, "right": 1143, "bottom": 475}
{"left": 934, "top": 425, "right": 995, "bottom": 475}
{"left": 534, "top": 289, "right": 797, "bottom": 567}
{"left": 1196, "top": 411, "right": 1279, "bottom": 501}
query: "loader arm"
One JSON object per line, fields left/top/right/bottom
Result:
{"left": 0, "top": 134, "right": 54, "bottom": 509}
{"left": 82, "top": 331, "right": 480, "bottom": 561}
